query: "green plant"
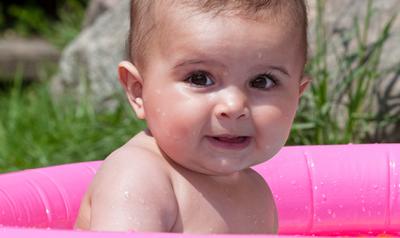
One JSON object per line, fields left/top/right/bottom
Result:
{"left": 0, "top": 0, "right": 86, "bottom": 48}
{"left": 0, "top": 71, "right": 145, "bottom": 173}
{"left": 8, "top": 5, "right": 50, "bottom": 37}
{"left": 288, "top": 0, "right": 398, "bottom": 145}
{"left": 42, "top": 0, "right": 86, "bottom": 48}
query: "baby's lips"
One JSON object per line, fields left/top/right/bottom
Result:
{"left": 210, "top": 135, "right": 250, "bottom": 143}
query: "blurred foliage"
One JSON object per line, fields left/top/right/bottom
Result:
{"left": 288, "top": 0, "right": 399, "bottom": 145}
{"left": 0, "top": 0, "right": 87, "bottom": 47}
{"left": 0, "top": 70, "right": 145, "bottom": 173}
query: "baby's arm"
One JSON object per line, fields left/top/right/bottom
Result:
{"left": 88, "top": 147, "right": 178, "bottom": 232}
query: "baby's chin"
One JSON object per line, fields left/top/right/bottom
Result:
{"left": 177, "top": 157, "right": 261, "bottom": 177}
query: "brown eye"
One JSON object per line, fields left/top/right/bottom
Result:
{"left": 185, "top": 71, "right": 214, "bottom": 87}
{"left": 250, "top": 74, "right": 277, "bottom": 90}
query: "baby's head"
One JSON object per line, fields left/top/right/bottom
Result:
{"left": 119, "top": 0, "right": 309, "bottom": 175}
{"left": 127, "top": 0, "right": 308, "bottom": 70}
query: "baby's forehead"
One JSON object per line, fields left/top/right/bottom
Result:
{"left": 130, "top": 0, "right": 307, "bottom": 67}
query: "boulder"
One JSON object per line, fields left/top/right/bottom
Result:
{"left": 52, "top": 0, "right": 129, "bottom": 107}
{"left": 83, "top": 0, "right": 121, "bottom": 28}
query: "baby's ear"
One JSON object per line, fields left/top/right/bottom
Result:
{"left": 299, "top": 75, "right": 311, "bottom": 96}
{"left": 118, "top": 61, "right": 146, "bottom": 119}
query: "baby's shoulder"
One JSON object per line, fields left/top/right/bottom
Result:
{"left": 84, "top": 139, "right": 178, "bottom": 231}
{"left": 97, "top": 141, "right": 171, "bottom": 183}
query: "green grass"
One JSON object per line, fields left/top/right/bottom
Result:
{"left": 0, "top": 0, "right": 399, "bottom": 172}
{"left": 287, "top": 0, "right": 399, "bottom": 145}
{"left": 1, "top": 0, "right": 86, "bottom": 48}
{"left": 0, "top": 73, "right": 145, "bottom": 173}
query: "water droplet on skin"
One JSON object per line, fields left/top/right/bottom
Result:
{"left": 257, "top": 52, "right": 263, "bottom": 59}
{"left": 373, "top": 184, "right": 379, "bottom": 189}
{"left": 362, "top": 207, "right": 367, "bottom": 212}
{"left": 338, "top": 204, "right": 344, "bottom": 209}
{"left": 124, "top": 191, "right": 130, "bottom": 199}
{"left": 314, "top": 185, "right": 318, "bottom": 190}
{"left": 290, "top": 180, "right": 297, "bottom": 185}
{"left": 327, "top": 209, "right": 332, "bottom": 215}
{"left": 45, "top": 208, "right": 50, "bottom": 214}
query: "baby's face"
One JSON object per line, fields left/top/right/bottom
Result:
{"left": 137, "top": 7, "right": 307, "bottom": 175}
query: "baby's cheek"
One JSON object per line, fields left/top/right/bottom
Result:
{"left": 254, "top": 106, "right": 295, "bottom": 146}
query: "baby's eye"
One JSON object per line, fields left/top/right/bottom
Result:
{"left": 185, "top": 71, "right": 214, "bottom": 87}
{"left": 249, "top": 73, "right": 278, "bottom": 90}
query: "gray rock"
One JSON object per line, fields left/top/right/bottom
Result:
{"left": 52, "top": 0, "right": 129, "bottom": 107}
{"left": 83, "top": 0, "right": 122, "bottom": 28}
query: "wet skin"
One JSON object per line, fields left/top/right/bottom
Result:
{"left": 75, "top": 3, "right": 309, "bottom": 234}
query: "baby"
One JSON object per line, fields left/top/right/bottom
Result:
{"left": 75, "top": 0, "right": 309, "bottom": 234}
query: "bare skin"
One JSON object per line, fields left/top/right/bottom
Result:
{"left": 76, "top": 131, "right": 277, "bottom": 233}
{"left": 75, "top": 1, "right": 309, "bottom": 234}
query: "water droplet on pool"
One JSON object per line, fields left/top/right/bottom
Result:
{"left": 314, "top": 185, "right": 318, "bottom": 190}
{"left": 321, "top": 194, "right": 327, "bottom": 202}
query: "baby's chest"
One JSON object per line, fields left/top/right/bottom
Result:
{"left": 170, "top": 176, "right": 272, "bottom": 233}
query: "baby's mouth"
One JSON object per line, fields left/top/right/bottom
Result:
{"left": 213, "top": 136, "right": 248, "bottom": 143}
{"left": 206, "top": 135, "right": 251, "bottom": 150}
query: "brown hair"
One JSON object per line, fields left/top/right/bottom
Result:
{"left": 128, "top": 0, "right": 308, "bottom": 68}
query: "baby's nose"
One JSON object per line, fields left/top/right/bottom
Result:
{"left": 214, "top": 88, "right": 249, "bottom": 120}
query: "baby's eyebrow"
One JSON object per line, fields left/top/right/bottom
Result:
{"left": 174, "top": 59, "right": 226, "bottom": 69}
{"left": 268, "top": 65, "right": 290, "bottom": 77}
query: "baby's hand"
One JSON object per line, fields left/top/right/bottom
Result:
{"left": 89, "top": 147, "right": 178, "bottom": 232}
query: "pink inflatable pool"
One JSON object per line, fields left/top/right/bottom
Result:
{"left": 0, "top": 144, "right": 399, "bottom": 237}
